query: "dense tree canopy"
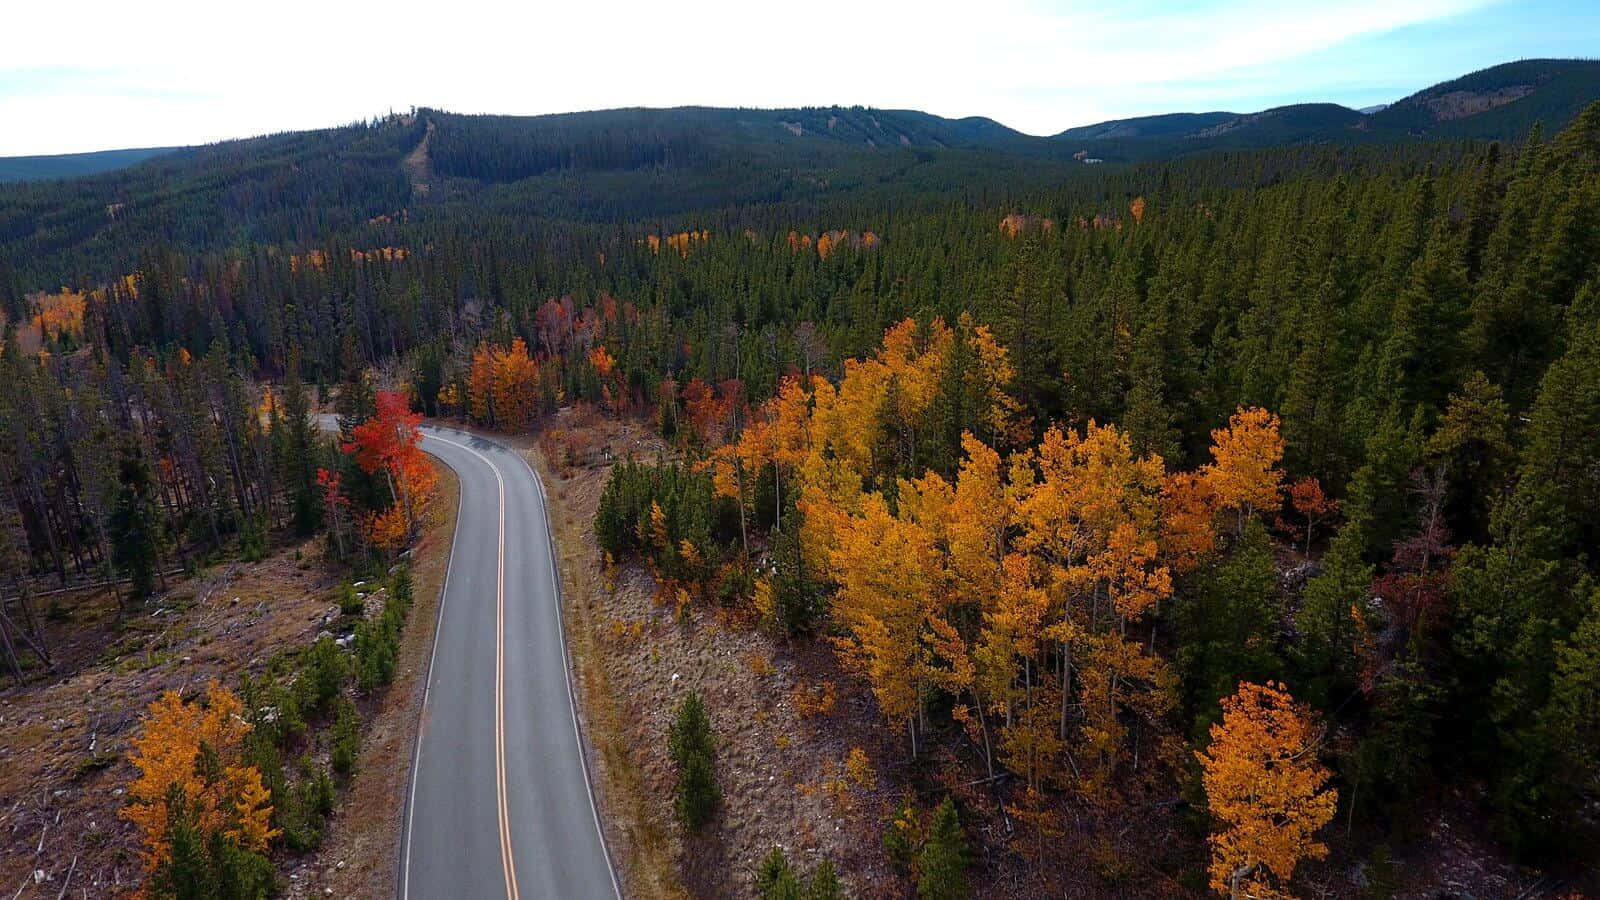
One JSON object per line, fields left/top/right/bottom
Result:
{"left": 4, "top": 94, "right": 1600, "bottom": 895}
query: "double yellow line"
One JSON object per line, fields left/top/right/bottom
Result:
{"left": 490, "top": 443, "right": 520, "bottom": 900}
{"left": 424, "top": 434, "right": 520, "bottom": 900}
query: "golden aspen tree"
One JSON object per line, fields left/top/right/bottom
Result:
{"left": 766, "top": 374, "right": 813, "bottom": 531}
{"left": 1197, "top": 681, "right": 1337, "bottom": 899}
{"left": 1159, "top": 470, "right": 1220, "bottom": 574}
{"left": 825, "top": 493, "right": 956, "bottom": 758}
{"left": 977, "top": 552, "right": 1055, "bottom": 788}
{"left": 962, "top": 314, "right": 1030, "bottom": 447}
{"left": 1202, "top": 407, "right": 1286, "bottom": 535}
{"left": 878, "top": 318, "right": 953, "bottom": 469}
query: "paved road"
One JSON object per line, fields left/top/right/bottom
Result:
{"left": 399, "top": 425, "right": 618, "bottom": 900}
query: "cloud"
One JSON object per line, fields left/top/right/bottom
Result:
{"left": 0, "top": 0, "right": 1502, "bottom": 153}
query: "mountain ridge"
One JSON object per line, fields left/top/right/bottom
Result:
{"left": 1049, "top": 59, "right": 1600, "bottom": 155}
{"left": 4, "top": 59, "right": 1598, "bottom": 183}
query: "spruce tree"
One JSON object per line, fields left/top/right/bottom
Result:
{"left": 755, "top": 848, "right": 802, "bottom": 900}
{"left": 669, "top": 691, "right": 719, "bottom": 832}
{"left": 916, "top": 796, "right": 971, "bottom": 900}
{"left": 285, "top": 385, "right": 320, "bottom": 534}
{"left": 110, "top": 446, "right": 163, "bottom": 608}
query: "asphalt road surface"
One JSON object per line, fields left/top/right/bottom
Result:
{"left": 399, "top": 425, "right": 619, "bottom": 900}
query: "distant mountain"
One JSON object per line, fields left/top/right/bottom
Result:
{"left": 3, "top": 58, "right": 1597, "bottom": 282}
{"left": 1367, "top": 58, "right": 1600, "bottom": 138}
{"left": 1055, "top": 112, "right": 1239, "bottom": 141}
{"left": 1052, "top": 59, "right": 1600, "bottom": 160}
{"left": 0, "top": 146, "right": 179, "bottom": 183}
{"left": 419, "top": 105, "right": 1033, "bottom": 184}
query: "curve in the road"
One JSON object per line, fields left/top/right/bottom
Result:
{"left": 399, "top": 426, "right": 619, "bottom": 900}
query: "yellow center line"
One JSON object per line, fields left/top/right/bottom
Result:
{"left": 425, "top": 434, "right": 519, "bottom": 900}
{"left": 494, "top": 452, "right": 520, "bottom": 900}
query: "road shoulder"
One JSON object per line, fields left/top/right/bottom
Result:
{"left": 286, "top": 458, "right": 460, "bottom": 898}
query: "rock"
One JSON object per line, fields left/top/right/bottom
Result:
{"left": 1280, "top": 561, "right": 1323, "bottom": 590}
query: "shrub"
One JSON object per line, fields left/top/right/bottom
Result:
{"left": 756, "top": 848, "right": 801, "bottom": 899}
{"left": 336, "top": 583, "right": 365, "bottom": 617}
{"left": 149, "top": 797, "right": 276, "bottom": 900}
{"left": 594, "top": 459, "right": 722, "bottom": 582}
{"left": 756, "top": 848, "right": 844, "bottom": 900}
{"left": 296, "top": 637, "right": 347, "bottom": 715}
{"left": 239, "top": 517, "right": 267, "bottom": 563}
{"left": 883, "top": 798, "right": 920, "bottom": 874}
{"left": 807, "top": 860, "right": 843, "bottom": 900}
{"left": 353, "top": 619, "right": 398, "bottom": 692}
{"left": 352, "top": 567, "right": 416, "bottom": 692}
{"left": 329, "top": 697, "right": 361, "bottom": 777}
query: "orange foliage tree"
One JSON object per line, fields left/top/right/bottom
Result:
{"left": 1196, "top": 681, "right": 1337, "bottom": 899}
{"left": 121, "top": 682, "right": 277, "bottom": 879}
{"left": 1282, "top": 475, "right": 1339, "bottom": 554}
{"left": 468, "top": 338, "right": 542, "bottom": 431}
{"left": 345, "top": 391, "right": 438, "bottom": 549}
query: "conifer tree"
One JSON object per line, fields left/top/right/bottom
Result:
{"left": 110, "top": 446, "right": 164, "bottom": 607}
{"left": 916, "top": 796, "right": 971, "bottom": 900}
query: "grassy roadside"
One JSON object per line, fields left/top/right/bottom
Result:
{"left": 283, "top": 459, "right": 459, "bottom": 898}
{"left": 526, "top": 438, "right": 687, "bottom": 900}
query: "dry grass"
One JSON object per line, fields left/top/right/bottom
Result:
{"left": 526, "top": 415, "right": 687, "bottom": 900}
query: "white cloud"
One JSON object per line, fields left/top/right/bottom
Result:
{"left": 0, "top": 0, "right": 1493, "bottom": 154}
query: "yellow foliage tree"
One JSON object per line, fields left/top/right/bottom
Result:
{"left": 823, "top": 492, "right": 965, "bottom": 757}
{"left": 1197, "top": 681, "right": 1337, "bottom": 899}
{"left": 1202, "top": 407, "right": 1285, "bottom": 535}
{"left": 1159, "top": 470, "right": 1220, "bottom": 574}
{"left": 121, "top": 682, "right": 278, "bottom": 876}
{"left": 962, "top": 314, "right": 1031, "bottom": 447}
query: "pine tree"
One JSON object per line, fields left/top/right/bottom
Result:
{"left": 281, "top": 354, "right": 322, "bottom": 535}
{"left": 110, "top": 446, "right": 164, "bottom": 608}
{"left": 1176, "top": 520, "right": 1283, "bottom": 738}
{"left": 669, "top": 691, "right": 719, "bottom": 832}
{"left": 1294, "top": 520, "right": 1372, "bottom": 709}
{"left": 806, "top": 860, "right": 843, "bottom": 900}
{"left": 916, "top": 796, "right": 971, "bottom": 900}
{"left": 755, "top": 848, "right": 802, "bottom": 900}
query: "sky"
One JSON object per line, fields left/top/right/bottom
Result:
{"left": 2, "top": 0, "right": 1597, "bottom": 156}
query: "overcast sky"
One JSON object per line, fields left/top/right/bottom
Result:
{"left": 2, "top": 0, "right": 1596, "bottom": 156}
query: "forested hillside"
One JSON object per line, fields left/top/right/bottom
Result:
{"left": 0, "top": 146, "right": 180, "bottom": 184}
{"left": 2, "top": 65, "right": 1599, "bottom": 897}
